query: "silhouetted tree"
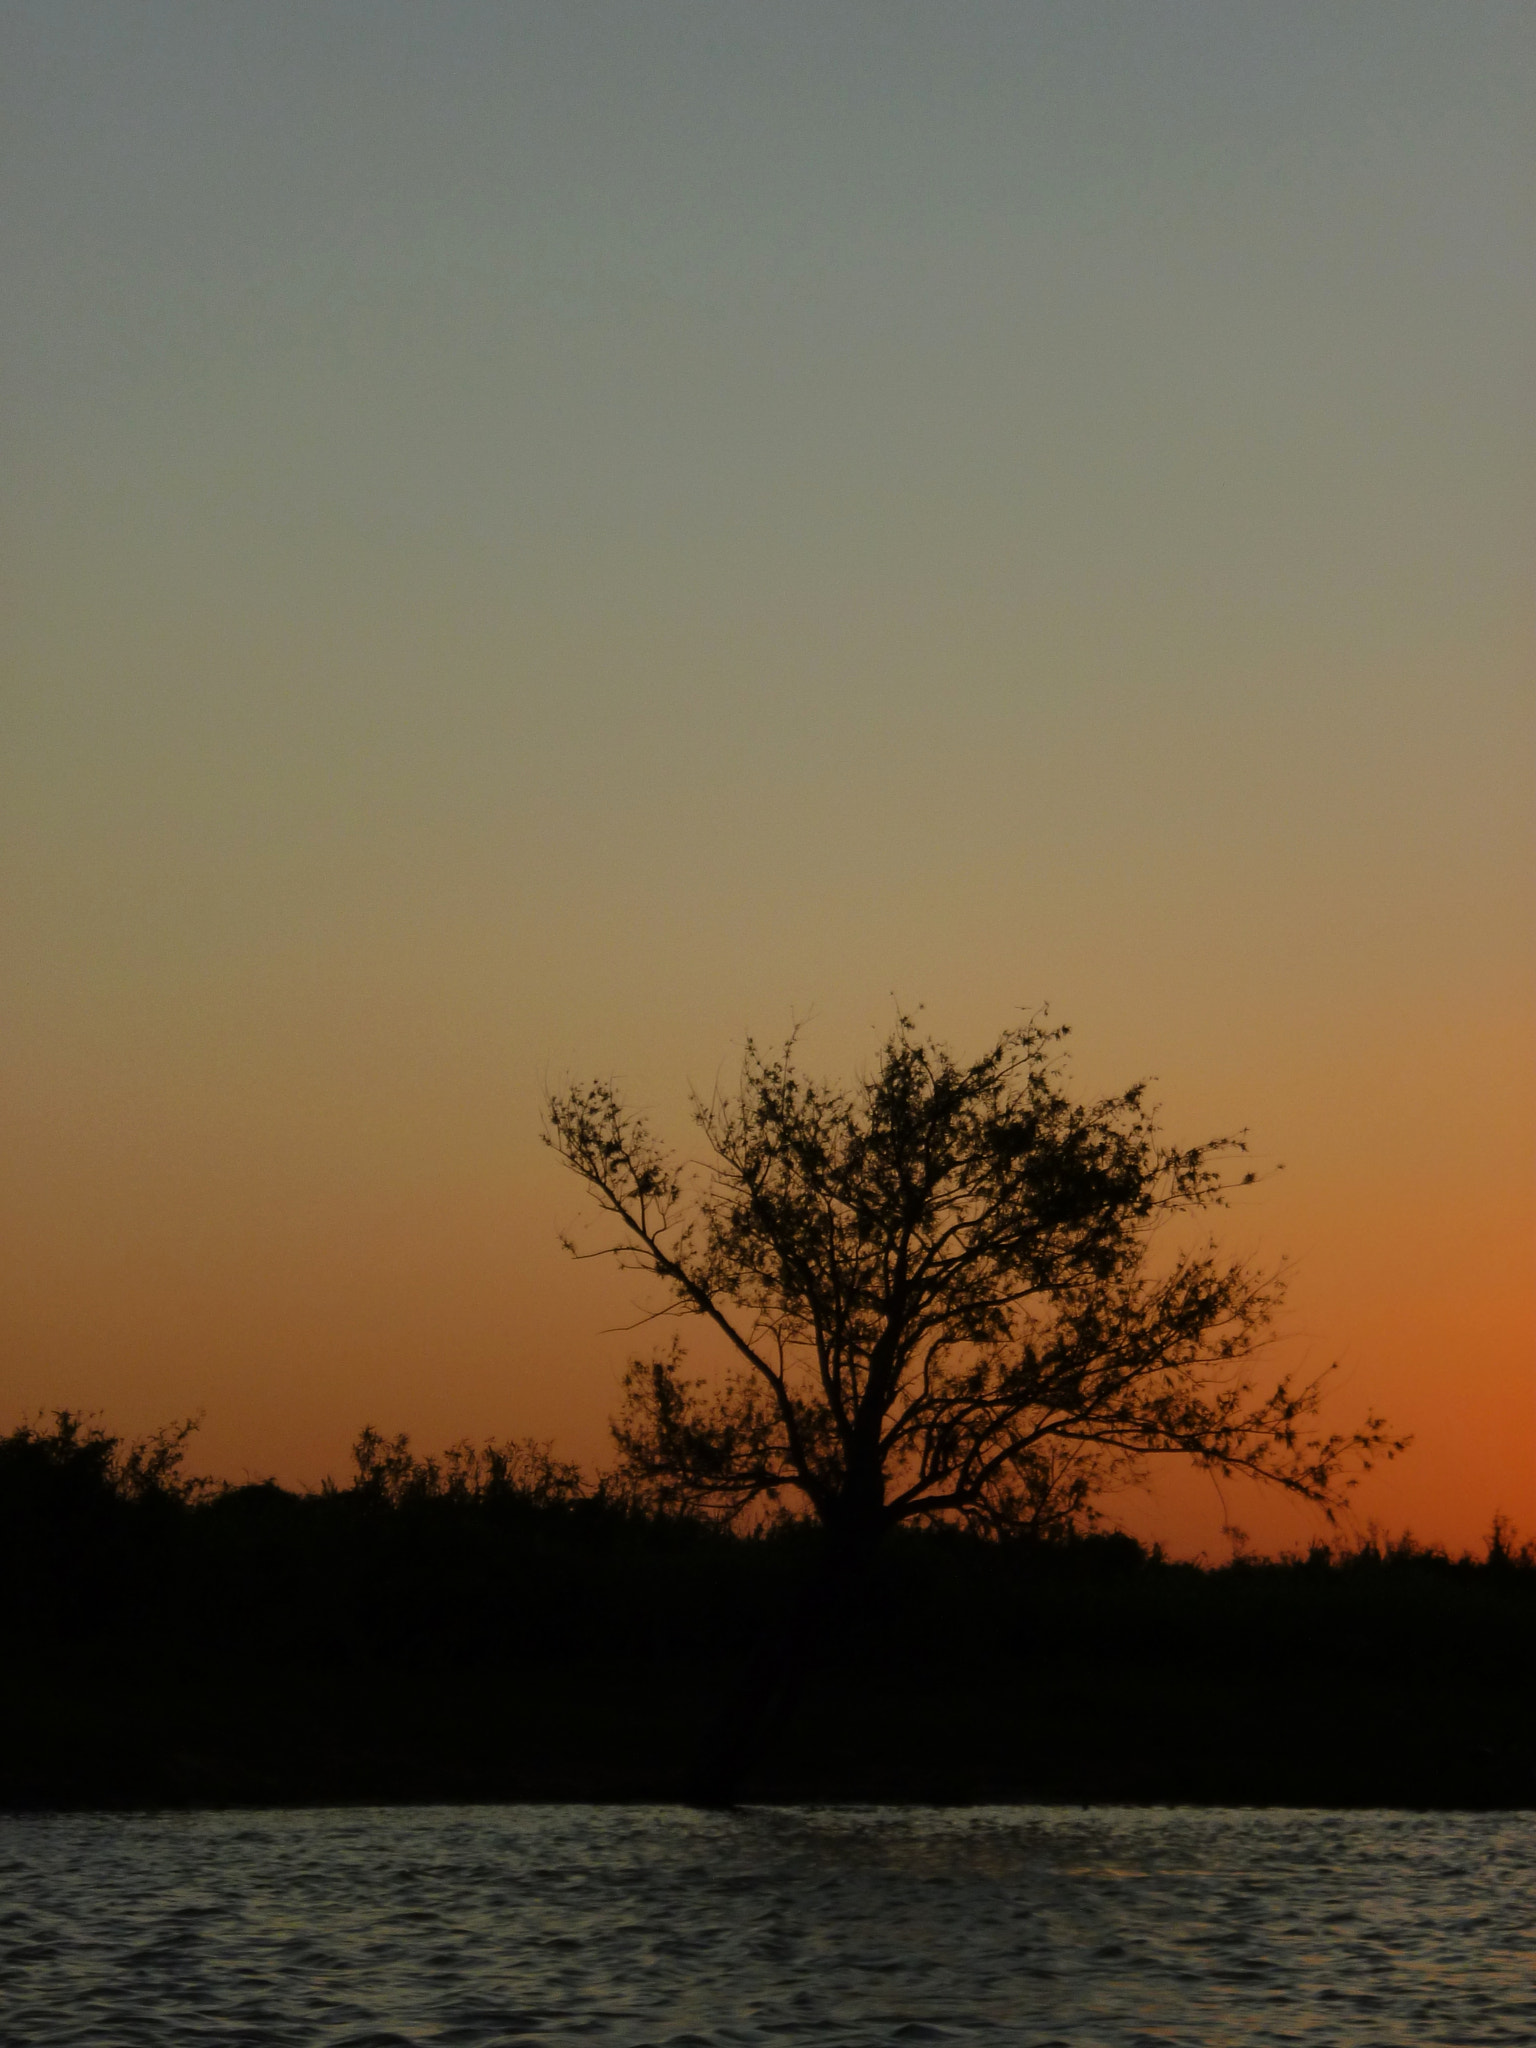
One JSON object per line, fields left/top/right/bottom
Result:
{"left": 548, "top": 1016, "right": 1399, "bottom": 1551}
{"left": 548, "top": 1014, "right": 1404, "bottom": 1797}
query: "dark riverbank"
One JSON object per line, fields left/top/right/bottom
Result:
{"left": 7, "top": 1649, "right": 1533, "bottom": 1810}
{"left": 4, "top": 1417, "right": 1532, "bottom": 1809}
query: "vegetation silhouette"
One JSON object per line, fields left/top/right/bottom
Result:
{"left": 1, "top": 1410, "right": 1531, "bottom": 1809}
{"left": 546, "top": 1012, "right": 1405, "bottom": 1795}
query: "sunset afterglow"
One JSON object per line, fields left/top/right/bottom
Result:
{"left": 3, "top": 2, "right": 1531, "bottom": 1556}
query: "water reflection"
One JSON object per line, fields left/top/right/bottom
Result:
{"left": 3, "top": 1805, "right": 1532, "bottom": 2045}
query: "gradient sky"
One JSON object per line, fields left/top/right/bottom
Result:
{"left": 3, "top": 1, "right": 1531, "bottom": 1554}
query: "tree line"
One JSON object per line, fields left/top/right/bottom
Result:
{"left": 3, "top": 1404, "right": 1527, "bottom": 1666}
{"left": 9, "top": 1008, "right": 1526, "bottom": 1806}
{"left": 4, "top": 1404, "right": 1530, "bottom": 1807}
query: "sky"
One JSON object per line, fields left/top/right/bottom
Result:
{"left": 2, "top": 0, "right": 1531, "bottom": 1555}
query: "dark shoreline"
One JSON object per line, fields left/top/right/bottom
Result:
{"left": 7, "top": 1426, "right": 1533, "bottom": 1814}
{"left": 6, "top": 1655, "right": 1532, "bottom": 1813}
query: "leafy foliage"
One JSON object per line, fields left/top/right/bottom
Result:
{"left": 548, "top": 1014, "right": 1403, "bottom": 1539}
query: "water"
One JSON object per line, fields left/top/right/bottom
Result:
{"left": 2, "top": 1805, "right": 1531, "bottom": 2046}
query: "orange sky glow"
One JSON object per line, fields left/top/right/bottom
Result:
{"left": 3, "top": 3, "right": 1531, "bottom": 1556}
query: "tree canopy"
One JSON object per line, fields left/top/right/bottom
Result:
{"left": 546, "top": 1015, "right": 1399, "bottom": 1547}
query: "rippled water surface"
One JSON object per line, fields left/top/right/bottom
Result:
{"left": 3, "top": 1804, "right": 1531, "bottom": 2045}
